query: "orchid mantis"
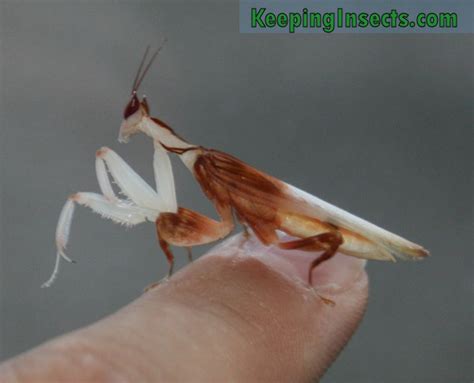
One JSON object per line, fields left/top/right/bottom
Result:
{"left": 117, "top": 47, "right": 429, "bottom": 285}
{"left": 43, "top": 46, "right": 429, "bottom": 289}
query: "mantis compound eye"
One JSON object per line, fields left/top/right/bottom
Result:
{"left": 123, "top": 92, "right": 140, "bottom": 119}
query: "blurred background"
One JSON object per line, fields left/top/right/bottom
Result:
{"left": 0, "top": 2, "right": 471, "bottom": 382}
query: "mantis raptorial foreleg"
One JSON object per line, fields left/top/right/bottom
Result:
{"left": 43, "top": 146, "right": 173, "bottom": 287}
{"left": 43, "top": 148, "right": 160, "bottom": 287}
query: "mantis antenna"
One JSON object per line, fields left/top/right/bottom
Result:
{"left": 131, "top": 45, "right": 150, "bottom": 92}
{"left": 133, "top": 38, "right": 168, "bottom": 93}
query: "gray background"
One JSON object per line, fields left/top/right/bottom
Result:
{"left": 0, "top": 2, "right": 472, "bottom": 382}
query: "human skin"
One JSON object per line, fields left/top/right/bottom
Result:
{"left": 0, "top": 233, "right": 368, "bottom": 382}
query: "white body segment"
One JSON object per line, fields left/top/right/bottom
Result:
{"left": 153, "top": 142, "right": 178, "bottom": 212}
{"left": 286, "top": 184, "right": 428, "bottom": 260}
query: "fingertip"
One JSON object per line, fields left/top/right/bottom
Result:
{"left": 154, "top": 233, "right": 369, "bottom": 380}
{"left": 0, "top": 234, "right": 369, "bottom": 383}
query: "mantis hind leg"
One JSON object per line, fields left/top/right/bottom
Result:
{"left": 278, "top": 231, "right": 343, "bottom": 286}
{"left": 245, "top": 211, "right": 344, "bottom": 286}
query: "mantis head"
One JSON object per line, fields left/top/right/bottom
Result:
{"left": 118, "top": 91, "right": 150, "bottom": 143}
{"left": 118, "top": 43, "right": 198, "bottom": 169}
{"left": 118, "top": 43, "right": 165, "bottom": 144}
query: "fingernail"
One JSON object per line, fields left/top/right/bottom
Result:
{"left": 207, "top": 233, "right": 367, "bottom": 293}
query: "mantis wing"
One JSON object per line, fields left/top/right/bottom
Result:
{"left": 195, "top": 149, "right": 429, "bottom": 261}
{"left": 284, "top": 184, "right": 429, "bottom": 260}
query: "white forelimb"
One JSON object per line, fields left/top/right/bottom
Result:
{"left": 42, "top": 145, "right": 177, "bottom": 287}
